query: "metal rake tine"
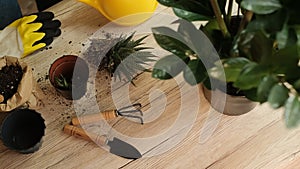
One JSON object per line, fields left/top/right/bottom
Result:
{"left": 118, "top": 109, "right": 143, "bottom": 117}
{"left": 119, "top": 114, "right": 144, "bottom": 124}
{"left": 118, "top": 103, "right": 142, "bottom": 112}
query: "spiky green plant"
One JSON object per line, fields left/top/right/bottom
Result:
{"left": 104, "top": 33, "right": 156, "bottom": 84}
{"left": 55, "top": 74, "right": 71, "bottom": 90}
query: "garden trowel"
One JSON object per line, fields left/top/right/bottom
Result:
{"left": 63, "top": 124, "right": 142, "bottom": 159}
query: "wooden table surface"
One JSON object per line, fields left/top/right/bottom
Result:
{"left": 1, "top": 1, "right": 300, "bottom": 169}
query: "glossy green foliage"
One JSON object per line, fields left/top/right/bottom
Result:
{"left": 152, "top": 55, "right": 189, "bottom": 80}
{"left": 152, "top": 0, "right": 300, "bottom": 128}
{"left": 285, "top": 95, "right": 300, "bottom": 128}
{"left": 157, "top": 0, "right": 227, "bottom": 21}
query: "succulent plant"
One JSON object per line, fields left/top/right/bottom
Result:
{"left": 55, "top": 74, "right": 71, "bottom": 90}
{"left": 103, "top": 33, "right": 156, "bottom": 84}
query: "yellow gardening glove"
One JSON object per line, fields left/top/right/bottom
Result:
{"left": 0, "top": 12, "right": 61, "bottom": 58}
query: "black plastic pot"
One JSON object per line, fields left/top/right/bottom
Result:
{"left": 0, "top": 109, "right": 45, "bottom": 153}
{"left": 49, "top": 55, "right": 89, "bottom": 100}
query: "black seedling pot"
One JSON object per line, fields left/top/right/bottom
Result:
{"left": 0, "top": 109, "right": 45, "bottom": 154}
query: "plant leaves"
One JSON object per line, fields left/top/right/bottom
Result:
{"left": 183, "top": 59, "right": 207, "bottom": 85}
{"left": 223, "top": 57, "right": 251, "bottom": 82}
{"left": 157, "top": 0, "right": 226, "bottom": 20}
{"left": 257, "top": 75, "right": 278, "bottom": 103}
{"left": 236, "top": 31, "right": 273, "bottom": 64}
{"left": 276, "top": 24, "right": 289, "bottom": 49}
{"left": 284, "top": 95, "right": 300, "bottom": 128}
{"left": 173, "top": 8, "right": 211, "bottom": 21}
{"left": 241, "top": 0, "right": 282, "bottom": 15}
{"left": 268, "top": 84, "right": 289, "bottom": 109}
{"left": 234, "top": 63, "right": 269, "bottom": 90}
{"left": 208, "top": 57, "right": 250, "bottom": 83}
{"left": 292, "top": 26, "right": 300, "bottom": 55}
{"left": 246, "top": 9, "right": 287, "bottom": 33}
{"left": 152, "top": 27, "right": 193, "bottom": 60}
{"left": 177, "top": 19, "right": 220, "bottom": 68}
{"left": 152, "top": 54, "right": 189, "bottom": 80}
{"left": 271, "top": 45, "right": 299, "bottom": 77}
{"left": 243, "top": 88, "right": 259, "bottom": 102}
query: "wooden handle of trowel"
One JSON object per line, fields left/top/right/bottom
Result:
{"left": 71, "top": 110, "right": 118, "bottom": 125}
{"left": 63, "top": 124, "right": 107, "bottom": 146}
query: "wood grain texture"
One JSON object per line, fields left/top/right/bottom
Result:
{"left": 0, "top": 1, "right": 300, "bottom": 169}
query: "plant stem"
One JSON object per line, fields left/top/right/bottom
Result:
{"left": 226, "top": 0, "right": 234, "bottom": 25}
{"left": 238, "top": 11, "right": 253, "bottom": 34}
{"left": 210, "top": 0, "right": 231, "bottom": 38}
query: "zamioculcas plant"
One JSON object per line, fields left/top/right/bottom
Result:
{"left": 151, "top": 0, "right": 300, "bottom": 128}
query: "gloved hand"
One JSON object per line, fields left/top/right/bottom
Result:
{"left": 0, "top": 11, "right": 61, "bottom": 58}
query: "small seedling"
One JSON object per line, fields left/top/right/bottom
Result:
{"left": 55, "top": 74, "right": 71, "bottom": 90}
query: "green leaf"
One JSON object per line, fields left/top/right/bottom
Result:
{"left": 234, "top": 63, "right": 269, "bottom": 90}
{"left": 201, "top": 19, "right": 220, "bottom": 38}
{"left": 183, "top": 59, "right": 207, "bottom": 85}
{"left": 268, "top": 84, "right": 289, "bottom": 109}
{"left": 293, "top": 79, "right": 300, "bottom": 91}
{"left": 207, "top": 57, "right": 250, "bottom": 83}
{"left": 292, "top": 26, "right": 300, "bottom": 55}
{"left": 243, "top": 88, "right": 259, "bottom": 102}
{"left": 237, "top": 31, "right": 273, "bottom": 64}
{"left": 241, "top": 0, "right": 282, "bottom": 15}
{"left": 284, "top": 95, "right": 300, "bottom": 128}
{"left": 157, "top": 0, "right": 227, "bottom": 20}
{"left": 257, "top": 75, "right": 278, "bottom": 103}
{"left": 152, "top": 55, "right": 189, "bottom": 80}
{"left": 271, "top": 45, "right": 299, "bottom": 77}
{"left": 173, "top": 8, "right": 211, "bottom": 21}
{"left": 276, "top": 24, "right": 289, "bottom": 49}
{"left": 223, "top": 57, "right": 251, "bottom": 82}
{"left": 152, "top": 27, "right": 193, "bottom": 60}
{"left": 246, "top": 9, "right": 286, "bottom": 33}
{"left": 176, "top": 19, "right": 220, "bottom": 68}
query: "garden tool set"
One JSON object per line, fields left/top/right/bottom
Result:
{"left": 63, "top": 103, "right": 143, "bottom": 159}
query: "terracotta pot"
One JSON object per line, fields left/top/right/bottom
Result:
{"left": 202, "top": 85, "right": 257, "bottom": 116}
{"left": 49, "top": 55, "right": 89, "bottom": 100}
{"left": 0, "top": 109, "right": 45, "bottom": 153}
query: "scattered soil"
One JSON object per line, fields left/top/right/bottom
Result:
{"left": 82, "top": 37, "right": 120, "bottom": 70}
{"left": 0, "top": 64, "right": 23, "bottom": 103}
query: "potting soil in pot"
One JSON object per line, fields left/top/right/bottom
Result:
{"left": 0, "top": 64, "right": 23, "bottom": 103}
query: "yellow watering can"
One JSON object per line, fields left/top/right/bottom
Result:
{"left": 78, "top": 0, "right": 158, "bottom": 26}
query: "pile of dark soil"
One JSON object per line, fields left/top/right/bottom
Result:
{"left": 0, "top": 64, "right": 23, "bottom": 103}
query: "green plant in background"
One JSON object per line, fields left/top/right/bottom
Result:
{"left": 103, "top": 33, "right": 156, "bottom": 84}
{"left": 55, "top": 74, "right": 71, "bottom": 90}
{"left": 151, "top": 0, "right": 300, "bottom": 128}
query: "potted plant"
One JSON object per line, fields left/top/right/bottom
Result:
{"left": 0, "top": 56, "right": 40, "bottom": 112}
{"left": 49, "top": 55, "right": 89, "bottom": 100}
{"left": 151, "top": 0, "right": 300, "bottom": 127}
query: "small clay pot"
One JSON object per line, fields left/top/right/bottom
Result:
{"left": 202, "top": 85, "right": 257, "bottom": 116}
{"left": 0, "top": 109, "right": 45, "bottom": 153}
{"left": 49, "top": 55, "right": 89, "bottom": 100}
